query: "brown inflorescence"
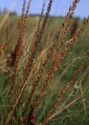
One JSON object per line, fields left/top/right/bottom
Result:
{"left": 7, "top": 0, "right": 32, "bottom": 99}
{"left": 22, "top": 0, "right": 54, "bottom": 84}
{"left": 5, "top": 1, "right": 53, "bottom": 124}
{"left": 0, "top": 43, "right": 7, "bottom": 61}
{"left": 26, "top": 0, "right": 80, "bottom": 109}
{"left": 33, "top": 16, "right": 89, "bottom": 110}
{"left": 4, "top": 0, "right": 89, "bottom": 125}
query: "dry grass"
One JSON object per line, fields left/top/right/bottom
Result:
{"left": 0, "top": 0, "right": 89, "bottom": 125}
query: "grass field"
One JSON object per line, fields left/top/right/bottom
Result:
{"left": 0, "top": 5, "right": 89, "bottom": 125}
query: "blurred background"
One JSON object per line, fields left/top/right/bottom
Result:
{"left": 0, "top": 0, "right": 89, "bottom": 19}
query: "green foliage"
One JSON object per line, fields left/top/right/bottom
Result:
{"left": 0, "top": 12, "right": 89, "bottom": 125}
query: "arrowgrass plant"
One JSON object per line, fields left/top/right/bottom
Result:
{"left": 0, "top": 0, "right": 89, "bottom": 125}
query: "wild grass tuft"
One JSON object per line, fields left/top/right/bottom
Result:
{"left": 0, "top": 0, "right": 89, "bottom": 125}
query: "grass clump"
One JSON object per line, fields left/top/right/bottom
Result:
{"left": 0, "top": 0, "right": 89, "bottom": 125}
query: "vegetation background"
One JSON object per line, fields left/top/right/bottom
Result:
{"left": 0, "top": 0, "right": 89, "bottom": 125}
